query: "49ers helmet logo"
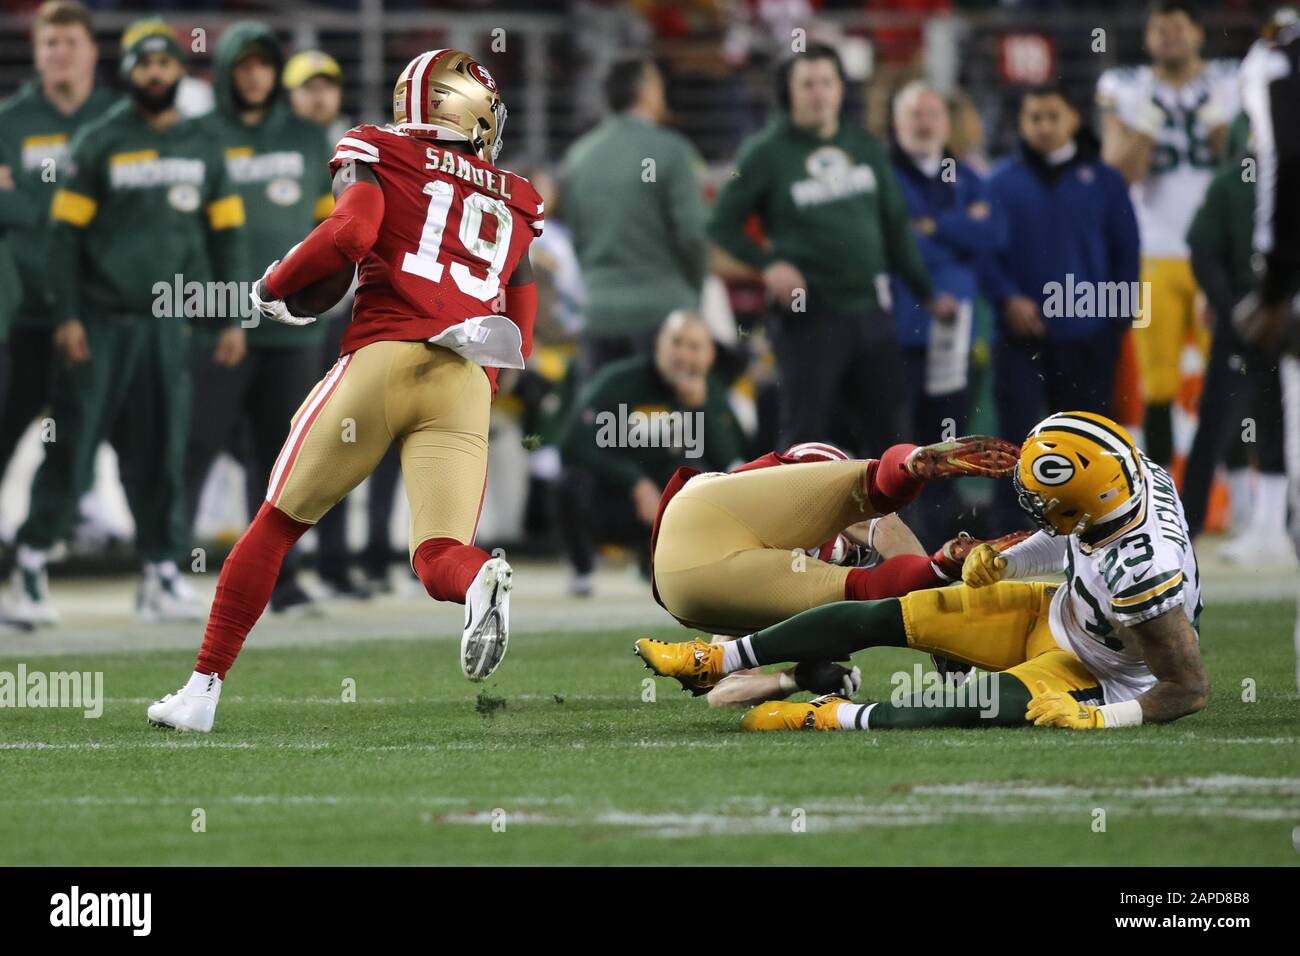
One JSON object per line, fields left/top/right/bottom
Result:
{"left": 468, "top": 62, "right": 497, "bottom": 92}
{"left": 1030, "top": 453, "right": 1075, "bottom": 486}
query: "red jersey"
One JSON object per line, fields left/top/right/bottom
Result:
{"left": 328, "top": 124, "right": 543, "bottom": 359}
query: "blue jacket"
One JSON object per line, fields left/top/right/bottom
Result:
{"left": 984, "top": 139, "right": 1140, "bottom": 342}
{"left": 890, "top": 150, "right": 1006, "bottom": 347}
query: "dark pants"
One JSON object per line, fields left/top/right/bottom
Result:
{"left": 0, "top": 325, "right": 53, "bottom": 485}
{"left": 769, "top": 308, "right": 909, "bottom": 458}
{"left": 186, "top": 343, "right": 320, "bottom": 576}
{"left": 21, "top": 317, "right": 190, "bottom": 561}
{"left": 900, "top": 346, "right": 971, "bottom": 550}
{"left": 553, "top": 465, "right": 651, "bottom": 578}
{"left": 1181, "top": 317, "right": 1286, "bottom": 537}
{"left": 993, "top": 327, "right": 1121, "bottom": 529}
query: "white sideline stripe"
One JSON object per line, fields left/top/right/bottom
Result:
{"left": 2, "top": 792, "right": 1288, "bottom": 830}
{"left": 0, "top": 738, "right": 762, "bottom": 753}
{"left": 106, "top": 694, "right": 635, "bottom": 705}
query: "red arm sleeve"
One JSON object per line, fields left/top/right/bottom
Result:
{"left": 505, "top": 281, "right": 537, "bottom": 361}
{"left": 265, "top": 181, "right": 384, "bottom": 299}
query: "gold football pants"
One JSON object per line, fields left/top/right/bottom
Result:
{"left": 654, "top": 460, "right": 880, "bottom": 635}
{"left": 266, "top": 341, "right": 490, "bottom": 561}
{"left": 899, "top": 581, "right": 1101, "bottom": 695}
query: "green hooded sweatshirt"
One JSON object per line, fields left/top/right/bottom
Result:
{"left": 47, "top": 96, "right": 247, "bottom": 327}
{"left": 0, "top": 78, "right": 120, "bottom": 329}
{"left": 204, "top": 21, "right": 333, "bottom": 349}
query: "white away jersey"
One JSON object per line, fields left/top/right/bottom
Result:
{"left": 1096, "top": 59, "right": 1239, "bottom": 257}
{"left": 1048, "top": 457, "right": 1203, "bottom": 703}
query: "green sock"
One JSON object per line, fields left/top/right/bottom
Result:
{"left": 866, "top": 671, "right": 1032, "bottom": 728}
{"left": 748, "top": 599, "right": 906, "bottom": 666}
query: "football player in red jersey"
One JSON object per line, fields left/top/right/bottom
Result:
{"left": 149, "top": 50, "right": 542, "bottom": 732}
{"left": 638, "top": 436, "right": 1029, "bottom": 706}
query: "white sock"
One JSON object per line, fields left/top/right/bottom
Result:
{"left": 1226, "top": 468, "right": 1253, "bottom": 530}
{"left": 837, "top": 701, "right": 876, "bottom": 730}
{"left": 153, "top": 560, "right": 181, "bottom": 580}
{"left": 16, "top": 545, "right": 47, "bottom": 573}
{"left": 184, "top": 671, "right": 222, "bottom": 699}
{"left": 1252, "top": 474, "right": 1289, "bottom": 534}
{"left": 721, "top": 636, "right": 757, "bottom": 675}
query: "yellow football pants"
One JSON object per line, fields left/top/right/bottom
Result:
{"left": 654, "top": 460, "right": 880, "bottom": 635}
{"left": 1134, "top": 257, "right": 1210, "bottom": 404}
{"left": 899, "top": 581, "right": 1101, "bottom": 695}
{"left": 267, "top": 340, "right": 490, "bottom": 561}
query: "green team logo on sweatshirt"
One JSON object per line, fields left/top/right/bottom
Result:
{"left": 225, "top": 148, "right": 306, "bottom": 206}
{"left": 791, "top": 145, "right": 878, "bottom": 208}
{"left": 21, "top": 133, "right": 69, "bottom": 172}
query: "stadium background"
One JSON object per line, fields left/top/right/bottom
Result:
{"left": 0, "top": 0, "right": 1273, "bottom": 576}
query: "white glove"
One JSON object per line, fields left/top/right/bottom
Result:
{"left": 248, "top": 259, "right": 316, "bottom": 327}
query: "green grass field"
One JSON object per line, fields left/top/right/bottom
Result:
{"left": 1, "top": 600, "right": 1297, "bottom": 866}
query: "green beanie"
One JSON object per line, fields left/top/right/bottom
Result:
{"left": 120, "top": 18, "right": 186, "bottom": 76}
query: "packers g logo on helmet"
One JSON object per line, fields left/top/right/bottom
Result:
{"left": 1013, "top": 411, "right": 1145, "bottom": 540}
{"left": 393, "top": 49, "right": 507, "bottom": 163}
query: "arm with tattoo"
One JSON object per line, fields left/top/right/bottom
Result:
{"left": 1132, "top": 608, "right": 1211, "bottom": 724}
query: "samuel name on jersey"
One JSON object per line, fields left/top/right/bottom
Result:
{"left": 1052, "top": 455, "right": 1202, "bottom": 704}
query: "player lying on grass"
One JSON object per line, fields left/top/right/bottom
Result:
{"left": 148, "top": 50, "right": 540, "bottom": 732}
{"left": 637, "top": 411, "right": 1211, "bottom": 730}
{"left": 648, "top": 439, "right": 1028, "bottom": 706}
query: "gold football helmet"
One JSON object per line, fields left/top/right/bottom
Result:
{"left": 1013, "top": 411, "right": 1145, "bottom": 538}
{"left": 393, "top": 49, "right": 506, "bottom": 162}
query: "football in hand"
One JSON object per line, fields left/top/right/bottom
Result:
{"left": 284, "top": 264, "right": 355, "bottom": 318}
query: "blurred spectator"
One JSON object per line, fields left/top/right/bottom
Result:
{"left": 709, "top": 44, "right": 952, "bottom": 456}
{"left": 864, "top": 0, "right": 952, "bottom": 135}
{"left": 1097, "top": 1, "right": 1237, "bottom": 466}
{"left": 560, "top": 56, "right": 709, "bottom": 375}
{"left": 557, "top": 311, "right": 745, "bottom": 596}
{"left": 890, "top": 80, "right": 1005, "bottom": 546}
{"left": 185, "top": 22, "right": 332, "bottom": 614}
{"left": 984, "top": 84, "right": 1139, "bottom": 529}
{"left": 0, "top": 1, "right": 115, "bottom": 505}
{"left": 1181, "top": 112, "right": 1290, "bottom": 562}
{"left": 7, "top": 17, "right": 247, "bottom": 625}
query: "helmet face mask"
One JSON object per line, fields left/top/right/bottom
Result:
{"left": 392, "top": 49, "right": 506, "bottom": 163}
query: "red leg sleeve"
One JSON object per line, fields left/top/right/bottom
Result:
{"left": 195, "top": 503, "right": 311, "bottom": 679}
{"left": 414, "top": 537, "right": 491, "bottom": 603}
{"left": 864, "top": 443, "right": 923, "bottom": 514}
{"left": 844, "top": 554, "right": 942, "bottom": 602}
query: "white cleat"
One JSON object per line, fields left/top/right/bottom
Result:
{"left": 137, "top": 569, "right": 206, "bottom": 623}
{"left": 4, "top": 565, "right": 59, "bottom": 626}
{"left": 461, "top": 557, "right": 512, "bottom": 681}
{"left": 147, "top": 672, "right": 222, "bottom": 732}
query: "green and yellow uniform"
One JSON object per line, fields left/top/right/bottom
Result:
{"left": 17, "top": 96, "right": 246, "bottom": 561}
